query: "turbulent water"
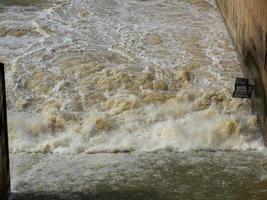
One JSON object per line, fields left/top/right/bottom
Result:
{"left": 0, "top": 0, "right": 267, "bottom": 198}
{"left": 0, "top": 0, "right": 263, "bottom": 154}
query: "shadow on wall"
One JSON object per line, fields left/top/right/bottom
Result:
{"left": 245, "top": 52, "right": 267, "bottom": 142}
{"left": 8, "top": 190, "right": 164, "bottom": 200}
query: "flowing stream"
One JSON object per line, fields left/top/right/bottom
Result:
{"left": 0, "top": 0, "right": 266, "bottom": 199}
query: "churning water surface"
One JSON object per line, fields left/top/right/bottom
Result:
{"left": 0, "top": 0, "right": 266, "bottom": 199}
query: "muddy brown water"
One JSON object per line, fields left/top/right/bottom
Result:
{"left": 0, "top": 0, "right": 266, "bottom": 199}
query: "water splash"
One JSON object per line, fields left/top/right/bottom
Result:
{"left": 0, "top": 0, "right": 263, "bottom": 154}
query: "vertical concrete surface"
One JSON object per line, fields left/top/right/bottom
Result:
{"left": 0, "top": 63, "right": 10, "bottom": 199}
{"left": 216, "top": 0, "right": 267, "bottom": 143}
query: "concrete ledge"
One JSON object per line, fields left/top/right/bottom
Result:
{"left": 216, "top": 0, "right": 267, "bottom": 143}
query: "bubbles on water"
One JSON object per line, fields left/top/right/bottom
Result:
{"left": 0, "top": 0, "right": 263, "bottom": 154}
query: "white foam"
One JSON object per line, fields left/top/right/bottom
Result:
{"left": 0, "top": 0, "right": 264, "bottom": 154}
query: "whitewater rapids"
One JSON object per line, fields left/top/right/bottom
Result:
{"left": 0, "top": 0, "right": 263, "bottom": 154}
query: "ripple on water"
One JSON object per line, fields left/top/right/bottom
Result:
{"left": 0, "top": 0, "right": 263, "bottom": 154}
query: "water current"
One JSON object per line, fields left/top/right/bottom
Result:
{"left": 0, "top": 0, "right": 266, "bottom": 199}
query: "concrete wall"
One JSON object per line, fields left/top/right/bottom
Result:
{"left": 216, "top": 0, "right": 267, "bottom": 143}
{"left": 0, "top": 63, "right": 10, "bottom": 200}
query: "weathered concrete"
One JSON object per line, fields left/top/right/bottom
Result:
{"left": 216, "top": 0, "right": 267, "bottom": 143}
{"left": 0, "top": 63, "right": 10, "bottom": 199}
